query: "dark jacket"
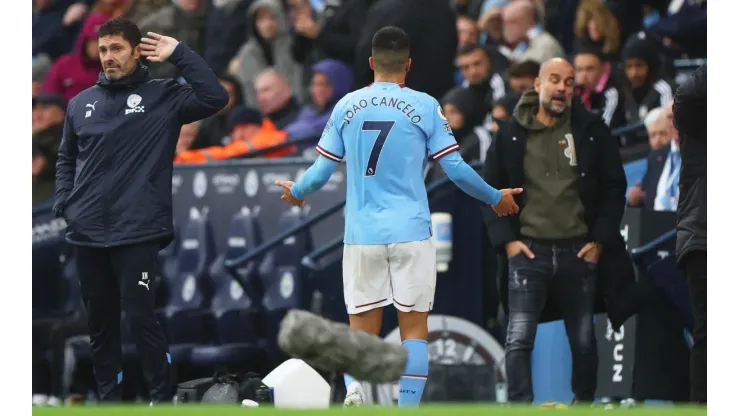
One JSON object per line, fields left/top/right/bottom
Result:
{"left": 673, "top": 64, "right": 706, "bottom": 264}
{"left": 576, "top": 72, "right": 627, "bottom": 132}
{"left": 482, "top": 97, "right": 641, "bottom": 328}
{"left": 354, "top": 0, "right": 457, "bottom": 99}
{"left": 53, "top": 43, "right": 228, "bottom": 247}
{"left": 635, "top": 143, "right": 671, "bottom": 210}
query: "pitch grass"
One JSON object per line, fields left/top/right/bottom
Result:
{"left": 32, "top": 404, "right": 708, "bottom": 415}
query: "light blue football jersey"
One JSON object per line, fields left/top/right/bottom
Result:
{"left": 315, "top": 82, "right": 460, "bottom": 245}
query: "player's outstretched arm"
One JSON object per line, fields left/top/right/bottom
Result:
{"left": 275, "top": 156, "right": 340, "bottom": 207}
{"left": 437, "top": 152, "right": 522, "bottom": 216}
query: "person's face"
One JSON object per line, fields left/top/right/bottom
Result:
{"left": 255, "top": 8, "right": 278, "bottom": 40}
{"left": 310, "top": 72, "right": 333, "bottom": 110}
{"left": 664, "top": 100, "right": 679, "bottom": 144}
{"left": 647, "top": 117, "right": 672, "bottom": 150}
{"left": 32, "top": 103, "right": 65, "bottom": 132}
{"left": 32, "top": 81, "right": 42, "bottom": 97}
{"left": 176, "top": 122, "right": 199, "bottom": 154}
{"left": 587, "top": 18, "right": 602, "bottom": 41}
{"left": 624, "top": 58, "right": 650, "bottom": 89}
{"left": 574, "top": 53, "right": 603, "bottom": 91}
{"left": 443, "top": 103, "right": 464, "bottom": 130}
{"left": 255, "top": 74, "right": 288, "bottom": 114}
{"left": 180, "top": 0, "right": 202, "bottom": 13}
{"left": 85, "top": 39, "right": 99, "bottom": 61}
{"left": 231, "top": 123, "right": 261, "bottom": 143}
{"left": 457, "top": 17, "right": 479, "bottom": 51}
{"left": 510, "top": 76, "right": 535, "bottom": 94}
{"left": 502, "top": 11, "right": 527, "bottom": 44}
{"left": 457, "top": 49, "right": 491, "bottom": 86}
{"left": 492, "top": 105, "right": 510, "bottom": 120}
{"left": 98, "top": 35, "right": 140, "bottom": 81}
{"left": 535, "top": 62, "right": 575, "bottom": 117}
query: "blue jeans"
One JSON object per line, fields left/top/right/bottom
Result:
{"left": 505, "top": 239, "right": 598, "bottom": 403}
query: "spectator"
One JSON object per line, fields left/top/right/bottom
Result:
{"left": 231, "top": 0, "right": 305, "bottom": 106}
{"left": 574, "top": 0, "right": 621, "bottom": 62}
{"left": 33, "top": 0, "right": 83, "bottom": 60}
{"left": 123, "top": 0, "right": 171, "bottom": 26}
{"left": 175, "top": 106, "right": 292, "bottom": 162}
{"left": 138, "top": 0, "right": 208, "bottom": 78}
{"left": 94, "top": 0, "right": 131, "bottom": 18}
{"left": 354, "top": 0, "right": 457, "bottom": 99}
{"left": 33, "top": 55, "right": 52, "bottom": 98}
{"left": 621, "top": 31, "right": 673, "bottom": 125}
{"left": 440, "top": 87, "right": 490, "bottom": 160}
{"left": 457, "top": 44, "right": 508, "bottom": 113}
{"left": 32, "top": 93, "right": 66, "bottom": 136}
{"left": 501, "top": 0, "right": 564, "bottom": 64}
{"left": 255, "top": 69, "right": 301, "bottom": 129}
{"left": 42, "top": 12, "right": 109, "bottom": 102}
{"left": 289, "top": 0, "right": 370, "bottom": 80}
{"left": 203, "top": 0, "right": 251, "bottom": 76}
{"left": 626, "top": 107, "right": 675, "bottom": 209}
{"left": 175, "top": 121, "right": 202, "bottom": 156}
{"left": 457, "top": 14, "right": 480, "bottom": 52}
{"left": 489, "top": 90, "right": 520, "bottom": 132}
{"left": 192, "top": 74, "right": 245, "bottom": 149}
{"left": 476, "top": 6, "right": 504, "bottom": 47}
{"left": 284, "top": 59, "right": 353, "bottom": 140}
{"left": 573, "top": 42, "right": 625, "bottom": 130}
{"left": 33, "top": 139, "right": 58, "bottom": 206}
{"left": 508, "top": 59, "right": 539, "bottom": 93}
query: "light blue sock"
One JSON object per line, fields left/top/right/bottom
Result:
{"left": 344, "top": 373, "right": 358, "bottom": 390}
{"left": 398, "top": 339, "right": 428, "bottom": 407}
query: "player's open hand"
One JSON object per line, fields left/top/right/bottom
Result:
{"left": 492, "top": 188, "right": 523, "bottom": 217}
{"left": 275, "top": 180, "right": 305, "bottom": 208}
{"left": 140, "top": 32, "right": 179, "bottom": 62}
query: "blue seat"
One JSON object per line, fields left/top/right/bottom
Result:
{"left": 258, "top": 210, "right": 312, "bottom": 357}
{"left": 646, "top": 255, "right": 693, "bottom": 331}
{"left": 158, "top": 213, "right": 218, "bottom": 363}
{"left": 190, "top": 209, "right": 266, "bottom": 368}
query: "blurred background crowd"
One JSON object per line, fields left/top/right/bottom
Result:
{"left": 32, "top": 0, "right": 707, "bottom": 206}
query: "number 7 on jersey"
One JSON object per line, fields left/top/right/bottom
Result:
{"left": 362, "top": 120, "right": 395, "bottom": 176}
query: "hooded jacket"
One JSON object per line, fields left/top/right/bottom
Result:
{"left": 233, "top": 0, "right": 304, "bottom": 106}
{"left": 42, "top": 13, "right": 110, "bottom": 102}
{"left": 284, "top": 59, "right": 353, "bottom": 139}
{"left": 621, "top": 32, "right": 673, "bottom": 125}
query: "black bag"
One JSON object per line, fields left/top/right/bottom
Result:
{"left": 176, "top": 372, "right": 272, "bottom": 405}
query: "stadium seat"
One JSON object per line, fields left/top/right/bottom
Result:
{"left": 157, "top": 212, "right": 218, "bottom": 363}
{"left": 258, "top": 209, "right": 312, "bottom": 360}
{"left": 189, "top": 209, "right": 266, "bottom": 369}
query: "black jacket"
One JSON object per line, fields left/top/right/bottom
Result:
{"left": 354, "top": 0, "right": 457, "bottom": 99}
{"left": 673, "top": 64, "right": 707, "bottom": 264}
{"left": 53, "top": 43, "right": 228, "bottom": 247}
{"left": 483, "top": 98, "right": 641, "bottom": 328}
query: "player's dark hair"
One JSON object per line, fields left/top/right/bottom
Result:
{"left": 98, "top": 18, "right": 143, "bottom": 48}
{"left": 371, "top": 26, "right": 411, "bottom": 73}
{"left": 572, "top": 40, "right": 605, "bottom": 62}
{"left": 457, "top": 43, "right": 490, "bottom": 59}
{"left": 509, "top": 60, "right": 541, "bottom": 79}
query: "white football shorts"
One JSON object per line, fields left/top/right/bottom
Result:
{"left": 342, "top": 237, "right": 437, "bottom": 314}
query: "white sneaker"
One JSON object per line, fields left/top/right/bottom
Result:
{"left": 32, "top": 394, "right": 49, "bottom": 406}
{"left": 46, "top": 396, "right": 63, "bottom": 407}
{"left": 343, "top": 381, "right": 366, "bottom": 407}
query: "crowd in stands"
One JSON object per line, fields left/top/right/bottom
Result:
{"left": 33, "top": 0, "right": 706, "bottom": 206}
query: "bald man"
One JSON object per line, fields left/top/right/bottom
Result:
{"left": 482, "top": 58, "right": 632, "bottom": 404}
{"left": 255, "top": 68, "right": 301, "bottom": 129}
{"left": 502, "top": 0, "right": 564, "bottom": 64}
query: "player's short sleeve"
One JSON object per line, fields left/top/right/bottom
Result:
{"left": 315, "top": 101, "right": 345, "bottom": 163}
{"left": 425, "top": 98, "right": 460, "bottom": 160}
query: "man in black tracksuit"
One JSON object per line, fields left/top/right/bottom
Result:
{"left": 672, "top": 64, "right": 707, "bottom": 404}
{"left": 53, "top": 19, "right": 228, "bottom": 402}
{"left": 482, "top": 58, "right": 640, "bottom": 403}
